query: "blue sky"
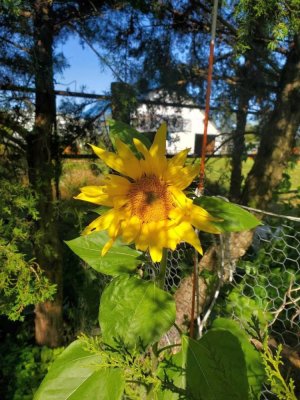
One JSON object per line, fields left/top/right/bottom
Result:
{"left": 55, "top": 36, "right": 114, "bottom": 94}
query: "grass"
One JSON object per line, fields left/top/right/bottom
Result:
{"left": 59, "top": 157, "right": 300, "bottom": 201}
{"left": 59, "top": 159, "right": 108, "bottom": 199}
{"left": 204, "top": 157, "right": 300, "bottom": 191}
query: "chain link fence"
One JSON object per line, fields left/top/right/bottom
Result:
{"left": 145, "top": 211, "right": 300, "bottom": 398}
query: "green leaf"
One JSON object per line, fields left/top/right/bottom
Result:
{"left": 186, "top": 332, "right": 249, "bottom": 400}
{"left": 91, "top": 206, "right": 110, "bottom": 215}
{"left": 34, "top": 340, "right": 124, "bottom": 400}
{"left": 99, "top": 275, "right": 176, "bottom": 349}
{"left": 108, "top": 119, "right": 151, "bottom": 156}
{"left": 194, "top": 196, "right": 261, "bottom": 232}
{"left": 65, "top": 231, "right": 142, "bottom": 276}
{"left": 211, "top": 318, "right": 265, "bottom": 398}
{"left": 157, "top": 342, "right": 189, "bottom": 400}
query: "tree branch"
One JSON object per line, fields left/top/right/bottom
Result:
{"left": 0, "top": 83, "right": 110, "bottom": 100}
{"left": 0, "top": 111, "right": 29, "bottom": 140}
{"left": 0, "top": 35, "right": 31, "bottom": 54}
{"left": 0, "top": 128, "right": 26, "bottom": 151}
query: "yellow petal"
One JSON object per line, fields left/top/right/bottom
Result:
{"left": 102, "top": 238, "right": 115, "bottom": 256}
{"left": 134, "top": 223, "right": 150, "bottom": 251}
{"left": 169, "top": 186, "right": 192, "bottom": 208}
{"left": 133, "top": 138, "right": 150, "bottom": 160}
{"left": 168, "top": 206, "right": 184, "bottom": 222}
{"left": 149, "top": 122, "right": 167, "bottom": 160}
{"left": 139, "top": 158, "right": 157, "bottom": 176}
{"left": 112, "top": 195, "right": 128, "bottom": 209}
{"left": 82, "top": 209, "right": 116, "bottom": 235}
{"left": 150, "top": 123, "right": 168, "bottom": 176}
{"left": 149, "top": 245, "right": 163, "bottom": 262}
{"left": 115, "top": 139, "right": 142, "bottom": 179}
{"left": 121, "top": 215, "right": 142, "bottom": 244}
{"left": 108, "top": 221, "right": 121, "bottom": 238}
{"left": 135, "top": 222, "right": 163, "bottom": 253}
{"left": 106, "top": 209, "right": 123, "bottom": 238}
{"left": 168, "top": 148, "right": 189, "bottom": 167}
{"left": 90, "top": 144, "right": 136, "bottom": 179}
{"left": 136, "top": 221, "right": 170, "bottom": 261}
{"left": 166, "top": 163, "right": 199, "bottom": 190}
{"left": 78, "top": 185, "right": 104, "bottom": 196}
{"left": 134, "top": 124, "right": 168, "bottom": 177}
{"left": 74, "top": 190, "right": 112, "bottom": 206}
{"left": 105, "top": 175, "right": 131, "bottom": 206}
{"left": 105, "top": 174, "right": 131, "bottom": 193}
{"left": 133, "top": 138, "right": 155, "bottom": 175}
{"left": 163, "top": 222, "right": 180, "bottom": 250}
{"left": 174, "top": 221, "right": 203, "bottom": 255}
{"left": 189, "top": 204, "right": 222, "bottom": 234}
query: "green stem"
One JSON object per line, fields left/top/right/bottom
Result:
{"left": 157, "top": 248, "right": 168, "bottom": 289}
{"left": 149, "top": 249, "right": 169, "bottom": 398}
{"left": 157, "top": 343, "right": 181, "bottom": 355}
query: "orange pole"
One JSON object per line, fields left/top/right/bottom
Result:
{"left": 191, "top": 0, "right": 219, "bottom": 339}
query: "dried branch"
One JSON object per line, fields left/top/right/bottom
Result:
{"left": 0, "top": 83, "right": 110, "bottom": 100}
{"left": 269, "top": 278, "right": 300, "bottom": 327}
{"left": 251, "top": 338, "right": 300, "bottom": 370}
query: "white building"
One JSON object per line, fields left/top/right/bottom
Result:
{"left": 132, "top": 92, "right": 223, "bottom": 155}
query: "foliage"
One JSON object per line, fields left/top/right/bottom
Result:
{"left": 99, "top": 275, "right": 176, "bottom": 349}
{"left": 235, "top": 0, "right": 300, "bottom": 52}
{"left": 57, "top": 199, "right": 109, "bottom": 336}
{"left": 34, "top": 319, "right": 265, "bottom": 400}
{"left": 221, "top": 288, "right": 271, "bottom": 331}
{"left": 0, "top": 242, "right": 56, "bottom": 321}
{"left": 186, "top": 331, "right": 249, "bottom": 400}
{"left": 211, "top": 318, "right": 266, "bottom": 398}
{"left": 65, "top": 231, "right": 143, "bottom": 276}
{"left": 0, "top": 336, "right": 64, "bottom": 400}
{"left": 0, "top": 0, "right": 22, "bottom": 14}
{"left": 0, "top": 173, "right": 56, "bottom": 320}
{"left": 212, "top": 219, "right": 299, "bottom": 337}
{"left": 34, "top": 339, "right": 125, "bottom": 400}
{"left": 272, "top": 158, "right": 300, "bottom": 208}
{"left": 194, "top": 196, "right": 261, "bottom": 232}
{"left": 108, "top": 119, "right": 152, "bottom": 156}
{"left": 76, "top": 335, "right": 158, "bottom": 399}
{"left": 261, "top": 340, "right": 297, "bottom": 400}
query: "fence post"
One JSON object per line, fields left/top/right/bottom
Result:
{"left": 110, "top": 82, "right": 137, "bottom": 124}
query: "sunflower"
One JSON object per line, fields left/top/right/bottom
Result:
{"left": 75, "top": 123, "right": 221, "bottom": 262}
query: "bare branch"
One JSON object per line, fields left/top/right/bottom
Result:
{"left": 0, "top": 83, "right": 110, "bottom": 100}
{"left": 0, "top": 36, "right": 31, "bottom": 54}
{"left": 68, "top": 22, "right": 124, "bottom": 83}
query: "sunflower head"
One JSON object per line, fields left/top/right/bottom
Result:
{"left": 75, "top": 123, "right": 221, "bottom": 262}
{"left": 128, "top": 175, "right": 172, "bottom": 222}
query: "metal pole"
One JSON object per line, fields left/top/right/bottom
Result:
{"left": 197, "top": 0, "right": 219, "bottom": 195}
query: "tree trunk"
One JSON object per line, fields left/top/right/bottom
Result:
{"left": 229, "top": 90, "right": 250, "bottom": 202}
{"left": 111, "top": 82, "right": 137, "bottom": 124}
{"left": 242, "top": 35, "right": 300, "bottom": 209}
{"left": 27, "top": 0, "right": 63, "bottom": 347}
{"left": 174, "top": 39, "right": 300, "bottom": 338}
